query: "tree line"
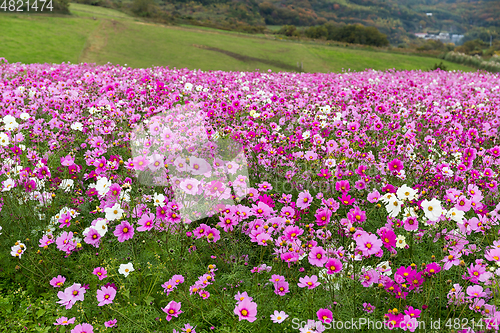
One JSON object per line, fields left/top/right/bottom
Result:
{"left": 277, "top": 23, "right": 390, "bottom": 47}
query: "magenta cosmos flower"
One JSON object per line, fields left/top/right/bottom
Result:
{"left": 104, "top": 319, "right": 117, "bottom": 328}
{"left": 388, "top": 158, "right": 404, "bottom": 172}
{"left": 234, "top": 298, "right": 257, "bottom": 322}
{"left": 113, "top": 220, "right": 135, "bottom": 242}
{"left": 96, "top": 286, "right": 116, "bottom": 306}
{"left": 317, "top": 308, "right": 333, "bottom": 323}
{"left": 92, "top": 267, "right": 107, "bottom": 280}
{"left": 162, "top": 301, "right": 183, "bottom": 321}
{"left": 71, "top": 323, "right": 93, "bottom": 333}
{"left": 325, "top": 258, "right": 343, "bottom": 274}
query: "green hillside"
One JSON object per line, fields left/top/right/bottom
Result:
{"left": 0, "top": 4, "right": 473, "bottom": 72}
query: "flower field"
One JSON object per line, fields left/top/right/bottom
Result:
{"left": 1, "top": 58, "right": 500, "bottom": 333}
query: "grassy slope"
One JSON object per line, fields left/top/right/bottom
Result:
{"left": 0, "top": 4, "right": 473, "bottom": 73}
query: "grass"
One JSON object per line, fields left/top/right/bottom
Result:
{"left": 0, "top": 3, "right": 474, "bottom": 72}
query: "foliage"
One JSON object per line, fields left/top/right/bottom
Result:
{"left": 301, "top": 23, "right": 389, "bottom": 47}
{"left": 429, "top": 61, "right": 447, "bottom": 71}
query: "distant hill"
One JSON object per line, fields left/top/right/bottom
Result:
{"left": 0, "top": 4, "right": 474, "bottom": 72}
{"left": 74, "top": 0, "right": 500, "bottom": 44}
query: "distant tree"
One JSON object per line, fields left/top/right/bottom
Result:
{"left": 131, "top": 0, "right": 154, "bottom": 17}
{"left": 277, "top": 25, "right": 300, "bottom": 37}
{"left": 430, "top": 61, "right": 448, "bottom": 71}
{"left": 455, "top": 39, "right": 488, "bottom": 55}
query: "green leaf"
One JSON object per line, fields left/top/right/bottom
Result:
{"left": 123, "top": 289, "right": 130, "bottom": 299}
{"left": 36, "top": 309, "right": 45, "bottom": 318}
{"left": 144, "top": 295, "right": 154, "bottom": 305}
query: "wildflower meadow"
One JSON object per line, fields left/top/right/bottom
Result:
{"left": 1, "top": 57, "right": 500, "bottom": 333}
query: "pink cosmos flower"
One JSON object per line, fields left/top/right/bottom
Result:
{"left": 84, "top": 228, "right": 101, "bottom": 248}
{"left": 199, "top": 290, "right": 210, "bottom": 299}
{"left": 367, "top": 189, "right": 381, "bottom": 203}
{"left": 56, "top": 231, "right": 76, "bottom": 254}
{"left": 57, "top": 283, "right": 86, "bottom": 309}
{"left": 317, "top": 308, "right": 333, "bottom": 323}
{"left": 308, "top": 246, "right": 328, "bottom": 267}
{"left": 113, "top": 220, "right": 135, "bottom": 242}
{"left": 283, "top": 225, "right": 303, "bottom": 242}
{"left": 325, "top": 258, "right": 343, "bottom": 274}
{"left": 235, "top": 291, "right": 253, "bottom": 304}
{"left": 96, "top": 286, "right": 116, "bottom": 306}
{"left": 338, "top": 193, "right": 355, "bottom": 205}
{"left": 335, "top": 180, "right": 351, "bottom": 193}
{"left": 193, "top": 223, "right": 210, "bottom": 238}
{"left": 58, "top": 212, "right": 72, "bottom": 228}
{"left": 104, "top": 319, "right": 117, "bottom": 328}
{"left": 298, "top": 275, "right": 321, "bottom": 289}
{"left": 314, "top": 208, "right": 332, "bottom": 227}
{"left": 388, "top": 158, "right": 403, "bottom": 172}
{"left": 162, "top": 282, "right": 176, "bottom": 296}
{"left": 360, "top": 269, "right": 379, "bottom": 287}
{"left": 50, "top": 275, "right": 66, "bottom": 288}
{"left": 234, "top": 298, "right": 257, "bottom": 322}
{"left": 274, "top": 280, "right": 290, "bottom": 296}
{"left": 39, "top": 235, "right": 54, "bottom": 248}
{"left": 92, "top": 267, "right": 107, "bottom": 280}
{"left": 71, "top": 323, "right": 94, "bottom": 333}
{"left": 466, "top": 285, "right": 487, "bottom": 298}
{"left": 296, "top": 190, "right": 313, "bottom": 209}
{"left": 424, "top": 262, "right": 441, "bottom": 276}
{"left": 171, "top": 274, "right": 185, "bottom": 285}
{"left": 60, "top": 155, "right": 75, "bottom": 166}
{"left": 137, "top": 213, "right": 156, "bottom": 232}
{"left": 356, "top": 233, "right": 383, "bottom": 256}
{"left": 180, "top": 324, "right": 197, "bottom": 332}
{"left": 399, "top": 315, "right": 418, "bottom": 332}
{"left": 363, "top": 303, "right": 375, "bottom": 313}
{"left": 54, "top": 316, "right": 75, "bottom": 326}
{"left": 162, "top": 301, "right": 183, "bottom": 321}
{"left": 206, "top": 228, "right": 220, "bottom": 243}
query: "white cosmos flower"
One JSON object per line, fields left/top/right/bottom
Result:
{"left": 152, "top": 193, "right": 165, "bottom": 207}
{"left": 442, "top": 166, "right": 454, "bottom": 177}
{"left": 385, "top": 198, "right": 403, "bottom": 217}
{"left": 395, "top": 235, "right": 407, "bottom": 249}
{"left": 59, "top": 179, "right": 74, "bottom": 192}
{"left": 446, "top": 207, "right": 465, "bottom": 224}
{"left": 119, "top": 262, "right": 135, "bottom": 277}
{"left": 377, "top": 261, "right": 392, "bottom": 276}
{"left": 0, "top": 133, "right": 10, "bottom": 146}
{"left": 94, "top": 219, "right": 108, "bottom": 236}
{"left": 4, "top": 122, "right": 19, "bottom": 131}
{"left": 20, "top": 112, "right": 30, "bottom": 120}
{"left": 380, "top": 192, "right": 397, "bottom": 205}
{"left": 420, "top": 198, "right": 444, "bottom": 221}
{"left": 120, "top": 189, "right": 131, "bottom": 202}
{"left": 95, "top": 177, "right": 112, "bottom": 196}
{"left": 396, "top": 185, "right": 418, "bottom": 201}
{"left": 105, "top": 203, "right": 124, "bottom": 221}
{"left": 71, "top": 122, "right": 83, "bottom": 131}
{"left": 2, "top": 179, "right": 15, "bottom": 192}
{"left": 402, "top": 207, "right": 418, "bottom": 218}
